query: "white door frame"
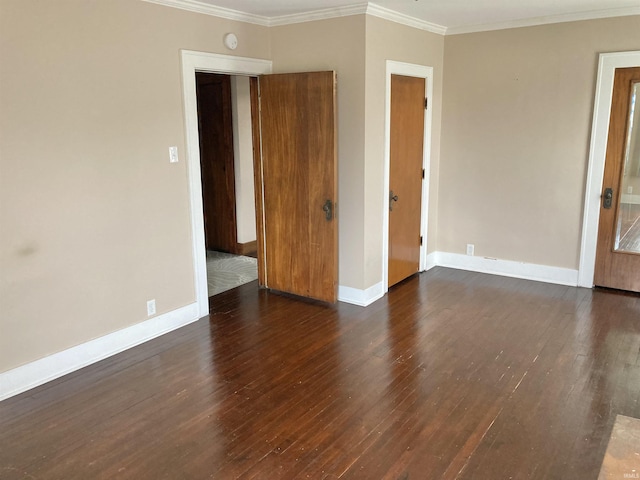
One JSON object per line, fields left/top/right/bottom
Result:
{"left": 180, "top": 50, "right": 272, "bottom": 317}
{"left": 382, "top": 60, "right": 433, "bottom": 293}
{"left": 578, "top": 50, "right": 640, "bottom": 288}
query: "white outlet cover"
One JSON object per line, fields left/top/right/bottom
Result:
{"left": 147, "top": 299, "right": 156, "bottom": 316}
{"left": 169, "top": 146, "right": 178, "bottom": 163}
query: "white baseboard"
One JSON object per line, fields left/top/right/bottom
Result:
{"left": 337, "top": 250, "right": 578, "bottom": 307}
{"left": 424, "top": 251, "right": 438, "bottom": 270}
{"left": 338, "top": 281, "right": 385, "bottom": 307}
{"left": 435, "top": 252, "right": 579, "bottom": 286}
{"left": 1, "top": 253, "right": 580, "bottom": 401}
{"left": 0, "top": 303, "right": 200, "bottom": 402}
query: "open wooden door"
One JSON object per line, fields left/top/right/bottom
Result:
{"left": 594, "top": 67, "right": 640, "bottom": 292}
{"left": 388, "top": 74, "right": 425, "bottom": 288}
{"left": 257, "top": 71, "right": 338, "bottom": 303}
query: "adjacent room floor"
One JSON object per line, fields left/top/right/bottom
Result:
{"left": 206, "top": 250, "right": 258, "bottom": 297}
{"left": 1, "top": 268, "right": 639, "bottom": 479}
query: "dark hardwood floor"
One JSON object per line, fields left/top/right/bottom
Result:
{"left": 1, "top": 267, "right": 639, "bottom": 479}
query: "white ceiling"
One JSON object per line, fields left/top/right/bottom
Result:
{"left": 194, "top": 0, "right": 640, "bottom": 31}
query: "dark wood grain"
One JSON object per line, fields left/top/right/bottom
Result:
{"left": 2, "top": 268, "right": 639, "bottom": 479}
{"left": 258, "top": 71, "right": 338, "bottom": 303}
{"left": 196, "top": 72, "right": 238, "bottom": 254}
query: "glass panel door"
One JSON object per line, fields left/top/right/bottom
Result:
{"left": 614, "top": 81, "right": 640, "bottom": 253}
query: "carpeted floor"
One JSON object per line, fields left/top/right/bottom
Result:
{"left": 206, "top": 250, "right": 258, "bottom": 297}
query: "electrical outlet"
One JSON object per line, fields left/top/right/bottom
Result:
{"left": 147, "top": 299, "right": 156, "bottom": 316}
{"left": 169, "top": 146, "right": 179, "bottom": 163}
{"left": 466, "top": 244, "right": 475, "bottom": 256}
{"left": 628, "top": 186, "right": 633, "bottom": 194}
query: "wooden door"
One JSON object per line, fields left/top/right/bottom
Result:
{"left": 388, "top": 75, "right": 425, "bottom": 287}
{"left": 258, "top": 72, "right": 338, "bottom": 303}
{"left": 594, "top": 67, "right": 640, "bottom": 292}
{"left": 195, "top": 73, "right": 237, "bottom": 253}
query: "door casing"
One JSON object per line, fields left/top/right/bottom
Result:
{"left": 181, "top": 50, "right": 272, "bottom": 317}
{"left": 579, "top": 50, "right": 640, "bottom": 288}
{"left": 382, "top": 60, "right": 434, "bottom": 293}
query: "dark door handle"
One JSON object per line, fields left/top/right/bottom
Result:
{"left": 323, "top": 200, "right": 333, "bottom": 221}
{"left": 603, "top": 188, "right": 613, "bottom": 209}
{"left": 389, "top": 191, "right": 399, "bottom": 211}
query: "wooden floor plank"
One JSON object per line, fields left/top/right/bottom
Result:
{"left": 1, "top": 268, "right": 639, "bottom": 479}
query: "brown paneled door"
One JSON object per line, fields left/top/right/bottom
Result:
{"left": 594, "top": 67, "right": 640, "bottom": 292}
{"left": 388, "top": 74, "right": 425, "bottom": 288}
{"left": 258, "top": 72, "right": 338, "bottom": 303}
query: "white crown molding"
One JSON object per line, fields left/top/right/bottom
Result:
{"left": 142, "top": 0, "right": 638, "bottom": 35}
{"left": 447, "top": 6, "right": 640, "bottom": 35}
{"left": 141, "top": 0, "right": 271, "bottom": 26}
{"left": 269, "top": 3, "right": 368, "bottom": 26}
{"left": 366, "top": 3, "right": 447, "bottom": 35}
{"left": 141, "top": 0, "right": 446, "bottom": 32}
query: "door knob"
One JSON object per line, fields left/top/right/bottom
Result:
{"left": 389, "top": 191, "right": 399, "bottom": 211}
{"left": 603, "top": 188, "right": 613, "bottom": 209}
{"left": 323, "top": 199, "right": 333, "bottom": 221}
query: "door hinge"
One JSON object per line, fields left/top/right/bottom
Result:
{"left": 425, "top": 97, "right": 428, "bottom": 110}
{"left": 422, "top": 168, "right": 425, "bottom": 179}
{"left": 420, "top": 236, "right": 423, "bottom": 246}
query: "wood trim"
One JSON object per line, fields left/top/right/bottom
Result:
{"left": 235, "top": 240, "right": 258, "bottom": 256}
{"left": 250, "top": 76, "right": 266, "bottom": 286}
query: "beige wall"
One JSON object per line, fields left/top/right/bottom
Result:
{"left": 364, "top": 16, "right": 444, "bottom": 287}
{"left": 269, "top": 16, "right": 445, "bottom": 290}
{"left": 270, "top": 16, "right": 367, "bottom": 289}
{"left": 230, "top": 76, "right": 257, "bottom": 244}
{"left": 439, "top": 16, "right": 640, "bottom": 269}
{"left": 0, "top": 0, "right": 270, "bottom": 373}
{"left": 3, "top": 0, "right": 639, "bottom": 380}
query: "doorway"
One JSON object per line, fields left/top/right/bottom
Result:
{"left": 182, "top": 51, "right": 339, "bottom": 314}
{"left": 195, "top": 72, "right": 259, "bottom": 297}
{"left": 382, "top": 61, "right": 434, "bottom": 293}
{"left": 181, "top": 51, "right": 271, "bottom": 317}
